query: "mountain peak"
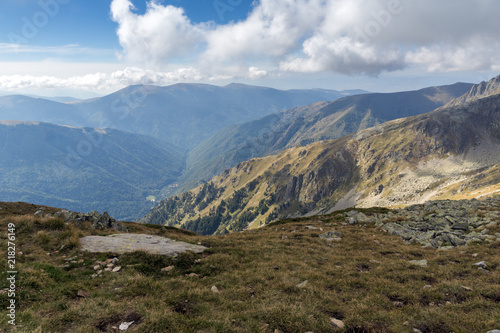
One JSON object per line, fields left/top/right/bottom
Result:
{"left": 448, "top": 74, "right": 500, "bottom": 106}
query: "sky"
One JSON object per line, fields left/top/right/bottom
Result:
{"left": 0, "top": 0, "right": 500, "bottom": 98}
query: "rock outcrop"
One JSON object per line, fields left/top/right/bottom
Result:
{"left": 54, "top": 209, "right": 127, "bottom": 231}
{"left": 344, "top": 196, "right": 500, "bottom": 248}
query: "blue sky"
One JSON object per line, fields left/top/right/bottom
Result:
{"left": 0, "top": 0, "right": 499, "bottom": 98}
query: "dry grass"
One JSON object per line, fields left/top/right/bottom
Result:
{"left": 0, "top": 203, "right": 499, "bottom": 332}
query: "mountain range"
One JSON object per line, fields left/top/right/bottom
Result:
{"left": 0, "top": 83, "right": 364, "bottom": 218}
{"left": 1, "top": 83, "right": 364, "bottom": 149}
{"left": 180, "top": 82, "right": 473, "bottom": 193}
{"left": 142, "top": 76, "right": 500, "bottom": 235}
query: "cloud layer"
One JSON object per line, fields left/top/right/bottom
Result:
{"left": 110, "top": 0, "right": 500, "bottom": 77}
{"left": 0, "top": 67, "right": 207, "bottom": 91}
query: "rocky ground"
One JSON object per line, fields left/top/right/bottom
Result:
{"left": 343, "top": 195, "right": 500, "bottom": 249}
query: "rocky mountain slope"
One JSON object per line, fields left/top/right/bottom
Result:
{"left": 0, "top": 121, "right": 185, "bottom": 220}
{"left": 180, "top": 83, "right": 473, "bottom": 193}
{"left": 142, "top": 76, "right": 500, "bottom": 235}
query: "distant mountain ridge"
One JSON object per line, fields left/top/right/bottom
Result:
{"left": 0, "top": 121, "right": 185, "bottom": 220}
{"left": 179, "top": 82, "right": 473, "bottom": 193}
{"left": 0, "top": 83, "right": 364, "bottom": 149}
{"left": 141, "top": 76, "right": 500, "bottom": 235}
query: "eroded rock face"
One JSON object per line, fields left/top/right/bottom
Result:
{"left": 80, "top": 234, "right": 207, "bottom": 256}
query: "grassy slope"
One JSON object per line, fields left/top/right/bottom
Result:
{"left": 1, "top": 202, "right": 500, "bottom": 332}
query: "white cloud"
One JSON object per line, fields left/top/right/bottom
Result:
{"left": 0, "top": 67, "right": 207, "bottom": 92}
{"left": 248, "top": 67, "right": 268, "bottom": 79}
{"left": 110, "top": 0, "right": 500, "bottom": 77}
{"left": 110, "top": 0, "right": 206, "bottom": 63}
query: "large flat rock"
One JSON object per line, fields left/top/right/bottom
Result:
{"left": 80, "top": 234, "right": 207, "bottom": 256}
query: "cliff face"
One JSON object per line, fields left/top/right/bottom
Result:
{"left": 142, "top": 76, "right": 500, "bottom": 235}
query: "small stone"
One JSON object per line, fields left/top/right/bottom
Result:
{"left": 369, "top": 259, "right": 381, "bottom": 264}
{"left": 486, "top": 330, "right": 500, "bottom": 333}
{"left": 282, "top": 236, "right": 288, "bottom": 239}
{"left": 161, "top": 266, "right": 175, "bottom": 272}
{"left": 119, "top": 321, "right": 134, "bottom": 331}
{"left": 274, "top": 330, "right": 283, "bottom": 333}
{"left": 211, "top": 286, "right": 219, "bottom": 293}
{"left": 34, "top": 210, "right": 45, "bottom": 218}
{"left": 186, "top": 273, "right": 199, "bottom": 277}
{"left": 306, "top": 225, "right": 319, "bottom": 230}
{"left": 296, "top": 280, "right": 308, "bottom": 288}
{"left": 76, "top": 290, "right": 90, "bottom": 298}
{"left": 461, "top": 286, "right": 472, "bottom": 291}
{"left": 330, "top": 318, "right": 345, "bottom": 328}
{"left": 111, "top": 257, "right": 119, "bottom": 264}
{"left": 409, "top": 259, "right": 428, "bottom": 267}
{"left": 473, "top": 261, "right": 487, "bottom": 269}
{"left": 107, "top": 263, "right": 115, "bottom": 268}
{"left": 112, "top": 266, "right": 121, "bottom": 272}
{"left": 393, "top": 301, "right": 404, "bottom": 307}
{"left": 104, "top": 268, "right": 112, "bottom": 272}
{"left": 93, "top": 265, "right": 101, "bottom": 271}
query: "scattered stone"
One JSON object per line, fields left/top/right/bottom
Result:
{"left": 296, "top": 280, "right": 308, "bottom": 288}
{"left": 274, "top": 330, "right": 283, "bottom": 333}
{"left": 461, "top": 286, "right": 473, "bottom": 291}
{"left": 282, "top": 236, "right": 288, "bottom": 239}
{"left": 186, "top": 273, "right": 199, "bottom": 277}
{"left": 211, "top": 286, "right": 220, "bottom": 293}
{"left": 34, "top": 210, "right": 45, "bottom": 218}
{"left": 111, "top": 257, "right": 119, "bottom": 264}
{"left": 486, "top": 330, "right": 500, "bottom": 333}
{"left": 319, "top": 231, "right": 342, "bottom": 241}
{"left": 409, "top": 259, "right": 428, "bottom": 267}
{"left": 93, "top": 265, "right": 101, "bottom": 271}
{"left": 393, "top": 301, "right": 404, "bottom": 307}
{"left": 76, "top": 290, "right": 90, "bottom": 298}
{"left": 473, "top": 261, "right": 487, "bottom": 269}
{"left": 330, "top": 318, "right": 345, "bottom": 328}
{"left": 119, "top": 321, "right": 134, "bottom": 331}
{"left": 104, "top": 268, "right": 112, "bottom": 272}
{"left": 423, "top": 285, "right": 432, "bottom": 289}
{"left": 112, "top": 266, "right": 122, "bottom": 272}
{"left": 306, "top": 226, "right": 319, "bottom": 230}
{"left": 161, "top": 266, "right": 175, "bottom": 272}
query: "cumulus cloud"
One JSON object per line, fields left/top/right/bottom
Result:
{"left": 110, "top": 0, "right": 206, "bottom": 62}
{"left": 110, "top": 0, "right": 500, "bottom": 77}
